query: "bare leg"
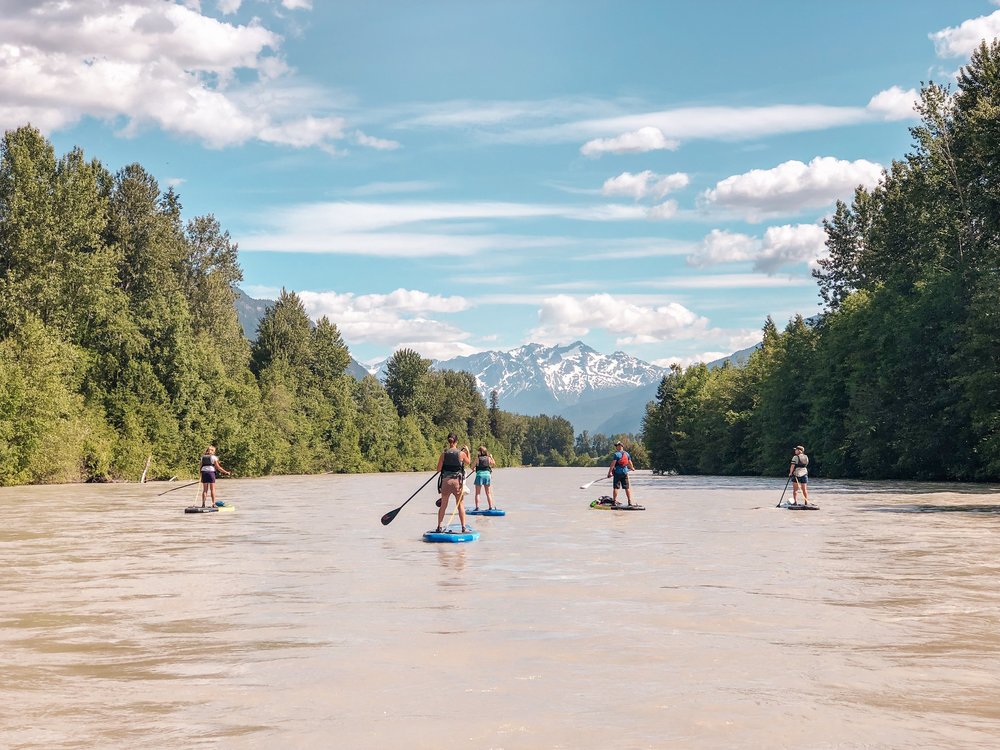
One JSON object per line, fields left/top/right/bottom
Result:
{"left": 436, "top": 495, "right": 447, "bottom": 531}
{"left": 474, "top": 485, "right": 481, "bottom": 510}
{"left": 485, "top": 485, "right": 494, "bottom": 510}
{"left": 791, "top": 478, "right": 800, "bottom": 504}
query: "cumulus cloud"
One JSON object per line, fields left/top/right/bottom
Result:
{"left": 701, "top": 156, "right": 884, "bottom": 221}
{"left": 529, "top": 293, "right": 709, "bottom": 346}
{"left": 646, "top": 200, "right": 678, "bottom": 220}
{"left": 687, "top": 229, "right": 758, "bottom": 266}
{"left": 602, "top": 170, "right": 689, "bottom": 200}
{"left": 686, "top": 224, "right": 828, "bottom": 274}
{"left": 580, "top": 126, "right": 680, "bottom": 157}
{"left": 930, "top": 9, "right": 1000, "bottom": 57}
{"left": 866, "top": 86, "right": 919, "bottom": 120}
{"left": 0, "top": 1, "right": 347, "bottom": 151}
{"left": 296, "top": 288, "right": 471, "bottom": 349}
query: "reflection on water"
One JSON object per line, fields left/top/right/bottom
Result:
{"left": 2, "top": 470, "right": 1000, "bottom": 749}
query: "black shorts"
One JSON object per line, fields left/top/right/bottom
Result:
{"left": 201, "top": 470, "right": 216, "bottom": 485}
{"left": 793, "top": 474, "right": 808, "bottom": 484}
{"left": 613, "top": 473, "right": 629, "bottom": 489}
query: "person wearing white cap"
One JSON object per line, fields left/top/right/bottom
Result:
{"left": 607, "top": 440, "right": 637, "bottom": 506}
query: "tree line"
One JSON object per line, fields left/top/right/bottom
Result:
{"left": 0, "top": 125, "right": 637, "bottom": 485}
{"left": 642, "top": 40, "right": 1000, "bottom": 482}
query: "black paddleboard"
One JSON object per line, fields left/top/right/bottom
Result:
{"left": 783, "top": 502, "right": 819, "bottom": 511}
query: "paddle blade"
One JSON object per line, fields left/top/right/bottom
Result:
{"left": 381, "top": 507, "right": 401, "bottom": 526}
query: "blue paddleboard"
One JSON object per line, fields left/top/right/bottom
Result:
{"left": 423, "top": 525, "right": 480, "bottom": 543}
{"left": 466, "top": 508, "right": 506, "bottom": 516}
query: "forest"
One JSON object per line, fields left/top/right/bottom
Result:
{"left": 0, "top": 125, "right": 637, "bottom": 485}
{"left": 642, "top": 41, "right": 1000, "bottom": 482}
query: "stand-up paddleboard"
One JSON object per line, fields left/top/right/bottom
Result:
{"left": 782, "top": 502, "right": 819, "bottom": 511}
{"left": 467, "top": 508, "right": 506, "bottom": 516}
{"left": 184, "top": 504, "right": 236, "bottom": 514}
{"left": 590, "top": 499, "right": 645, "bottom": 511}
{"left": 423, "top": 525, "right": 479, "bottom": 543}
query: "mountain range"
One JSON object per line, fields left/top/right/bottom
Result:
{"left": 234, "top": 288, "right": 759, "bottom": 435}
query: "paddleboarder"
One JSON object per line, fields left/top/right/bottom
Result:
{"left": 473, "top": 445, "right": 496, "bottom": 510}
{"left": 607, "top": 440, "right": 637, "bottom": 506}
{"left": 436, "top": 433, "right": 470, "bottom": 532}
{"left": 199, "top": 445, "right": 231, "bottom": 508}
{"left": 789, "top": 445, "right": 811, "bottom": 505}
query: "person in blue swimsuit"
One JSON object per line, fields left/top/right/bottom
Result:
{"left": 473, "top": 445, "right": 496, "bottom": 510}
{"left": 199, "top": 446, "right": 231, "bottom": 508}
{"left": 607, "top": 440, "right": 636, "bottom": 506}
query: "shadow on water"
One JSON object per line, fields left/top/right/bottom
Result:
{"left": 861, "top": 504, "right": 1000, "bottom": 515}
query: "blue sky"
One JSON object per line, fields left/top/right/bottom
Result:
{"left": 5, "top": 0, "right": 999, "bottom": 366}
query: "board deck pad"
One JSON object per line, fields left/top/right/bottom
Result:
{"left": 590, "top": 500, "right": 645, "bottom": 511}
{"left": 783, "top": 502, "right": 819, "bottom": 511}
{"left": 184, "top": 505, "right": 236, "bottom": 514}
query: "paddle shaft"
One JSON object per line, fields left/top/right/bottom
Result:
{"left": 381, "top": 471, "right": 440, "bottom": 526}
{"left": 580, "top": 475, "right": 608, "bottom": 490}
{"left": 776, "top": 474, "right": 792, "bottom": 507}
{"left": 158, "top": 480, "right": 200, "bottom": 496}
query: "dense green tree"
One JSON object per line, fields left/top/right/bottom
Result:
{"left": 383, "top": 348, "right": 430, "bottom": 418}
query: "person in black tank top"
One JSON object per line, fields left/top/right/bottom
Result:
{"left": 435, "top": 433, "right": 470, "bottom": 532}
{"left": 473, "top": 445, "right": 496, "bottom": 510}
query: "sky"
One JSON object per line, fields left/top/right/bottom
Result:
{"left": 4, "top": 0, "right": 1000, "bottom": 367}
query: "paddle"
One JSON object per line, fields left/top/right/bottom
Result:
{"left": 381, "top": 472, "right": 440, "bottom": 526}
{"left": 775, "top": 475, "right": 792, "bottom": 507}
{"left": 580, "top": 475, "right": 609, "bottom": 490}
{"left": 158, "top": 480, "right": 200, "bottom": 496}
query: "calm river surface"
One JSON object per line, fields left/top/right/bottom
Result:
{"left": 2, "top": 469, "right": 1000, "bottom": 749}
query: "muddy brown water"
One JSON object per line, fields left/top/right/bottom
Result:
{"left": 2, "top": 469, "right": 999, "bottom": 749}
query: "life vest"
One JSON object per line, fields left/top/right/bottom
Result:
{"left": 476, "top": 454, "right": 492, "bottom": 472}
{"left": 613, "top": 451, "right": 630, "bottom": 474}
{"left": 200, "top": 455, "right": 216, "bottom": 472}
{"left": 441, "top": 447, "right": 464, "bottom": 475}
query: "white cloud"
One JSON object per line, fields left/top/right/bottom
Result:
{"left": 0, "top": 1, "right": 344, "bottom": 151}
{"left": 217, "top": 0, "right": 241, "bottom": 13}
{"left": 297, "top": 288, "right": 471, "bottom": 349}
{"left": 866, "top": 86, "right": 919, "bottom": 120}
{"left": 353, "top": 131, "right": 402, "bottom": 150}
{"left": 241, "top": 199, "right": 665, "bottom": 255}
{"left": 652, "top": 352, "right": 728, "bottom": 369}
{"left": 687, "top": 229, "right": 758, "bottom": 266}
{"left": 646, "top": 200, "right": 678, "bottom": 220}
{"left": 530, "top": 293, "right": 709, "bottom": 346}
{"left": 686, "top": 224, "right": 828, "bottom": 274}
{"left": 754, "top": 223, "right": 828, "bottom": 274}
{"left": 282, "top": 0, "right": 313, "bottom": 9}
{"left": 580, "top": 126, "right": 679, "bottom": 157}
{"left": 701, "top": 156, "right": 883, "bottom": 221}
{"left": 602, "top": 170, "right": 689, "bottom": 200}
{"left": 930, "top": 9, "right": 1000, "bottom": 57}
{"left": 647, "top": 273, "right": 815, "bottom": 289}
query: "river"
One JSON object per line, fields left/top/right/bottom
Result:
{"left": 2, "top": 469, "right": 999, "bottom": 749}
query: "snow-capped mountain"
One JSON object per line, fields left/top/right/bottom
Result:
{"left": 431, "top": 341, "right": 667, "bottom": 433}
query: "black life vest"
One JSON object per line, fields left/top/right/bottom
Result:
{"left": 476, "top": 454, "right": 492, "bottom": 472}
{"left": 441, "top": 447, "right": 464, "bottom": 474}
